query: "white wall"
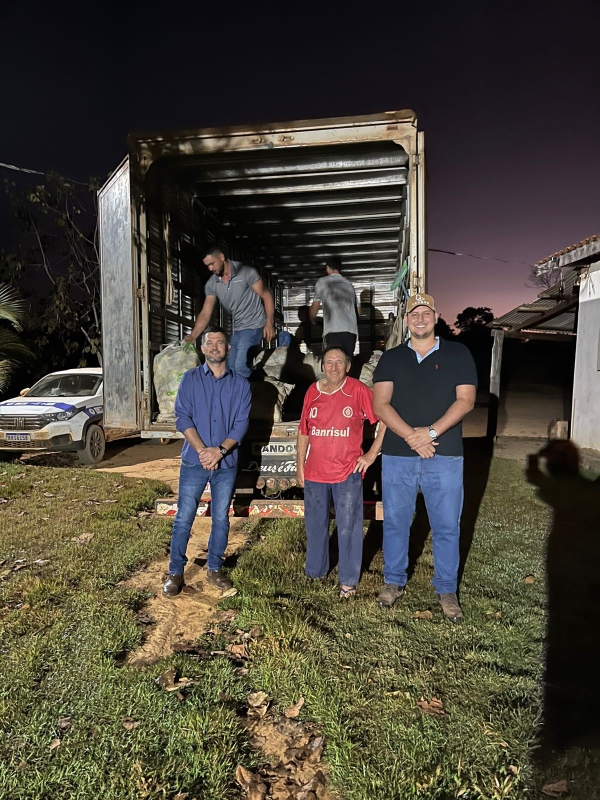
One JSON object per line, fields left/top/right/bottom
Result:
{"left": 572, "top": 260, "right": 600, "bottom": 454}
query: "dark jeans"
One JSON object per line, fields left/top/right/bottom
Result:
{"left": 381, "top": 454, "right": 464, "bottom": 593}
{"left": 228, "top": 327, "right": 263, "bottom": 378}
{"left": 304, "top": 472, "right": 364, "bottom": 587}
{"left": 168, "top": 460, "right": 238, "bottom": 574}
{"left": 323, "top": 332, "right": 357, "bottom": 358}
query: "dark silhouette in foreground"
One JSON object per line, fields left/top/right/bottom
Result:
{"left": 527, "top": 440, "right": 600, "bottom": 750}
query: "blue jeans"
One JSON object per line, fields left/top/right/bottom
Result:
{"left": 168, "top": 461, "right": 238, "bottom": 574}
{"left": 382, "top": 454, "right": 464, "bottom": 593}
{"left": 228, "top": 327, "right": 263, "bottom": 378}
{"left": 304, "top": 472, "right": 364, "bottom": 587}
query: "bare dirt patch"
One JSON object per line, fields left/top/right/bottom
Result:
{"left": 124, "top": 517, "right": 250, "bottom": 666}
{"left": 96, "top": 439, "right": 183, "bottom": 490}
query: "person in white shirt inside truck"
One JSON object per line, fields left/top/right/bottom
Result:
{"left": 185, "top": 246, "right": 275, "bottom": 378}
{"left": 309, "top": 257, "right": 359, "bottom": 358}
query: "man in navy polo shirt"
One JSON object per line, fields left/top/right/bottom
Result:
{"left": 372, "top": 293, "right": 477, "bottom": 622}
{"left": 163, "top": 328, "right": 251, "bottom": 598}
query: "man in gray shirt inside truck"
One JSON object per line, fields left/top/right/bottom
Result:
{"left": 309, "top": 257, "right": 358, "bottom": 357}
{"left": 185, "top": 246, "right": 275, "bottom": 378}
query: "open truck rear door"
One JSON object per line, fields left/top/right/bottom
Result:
{"left": 98, "top": 158, "right": 142, "bottom": 439}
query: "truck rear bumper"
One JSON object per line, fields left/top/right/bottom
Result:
{"left": 154, "top": 497, "right": 383, "bottom": 520}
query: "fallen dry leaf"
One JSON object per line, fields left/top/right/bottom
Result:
{"left": 542, "top": 780, "right": 568, "bottom": 797}
{"left": 220, "top": 609, "right": 239, "bottom": 623}
{"left": 58, "top": 716, "right": 71, "bottom": 730}
{"left": 122, "top": 717, "right": 141, "bottom": 731}
{"left": 173, "top": 793, "right": 190, "bottom": 800}
{"left": 236, "top": 764, "right": 256, "bottom": 790}
{"left": 284, "top": 697, "right": 305, "bottom": 718}
{"left": 236, "top": 765, "right": 268, "bottom": 800}
{"left": 155, "top": 668, "right": 177, "bottom": 689}
{"left": 72, "top": 532, "right": 94, "bottom": 545}
{"left": 248, "top": 691, "right": 270, "bottom": 708}
{"left": 228, "top": 643, "right": 249, "bottom": 661}
{"left": 33, "top": 559, "right": 51, "bottom": 566}
{"left": 417, "top": 697, "right": 446, "bottom": 716}
{"left": 43, "top": 492, "right": 55, "bottom": 497}
{"left": 384, "top": 690, "right": 404, "bottom": 697}
{"left": 485, "top": 610, "right": 502, "bottom": 620}
{"left": 221, "top": 587, "right": 238, "bottom": 598}
{"left": 249, "top": 625, "right": 264, "bottom": 639}
{"left": 508, "top": 765, "right": 519, "bottom": 776}
{"left": 412, "top": 610, "right": 433, "bottom": 620}
{"left": 17, "top": 761, "right": 27, "bottom": 770}
{"left": 524, "top": 574, "right": 535, "bottom": 585}
{"left": 49, "top": 738, "right": 61, "bottom": 751}
{"left": 305, "top": 735, "right": 324, "bottom": 764}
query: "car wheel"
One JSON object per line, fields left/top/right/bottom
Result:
{"left": 77, "top": 424, "right": 106, "bottom": 465}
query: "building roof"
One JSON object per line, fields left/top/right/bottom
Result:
{"left": 491, "top": 267, "right": 580, "bottom": 337}
{"left": 537, "top": 234, "right": 600, "bottom": 268}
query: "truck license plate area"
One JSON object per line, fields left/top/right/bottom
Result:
{"left": 6, "top": 433, "right": 31, "bottom": 442}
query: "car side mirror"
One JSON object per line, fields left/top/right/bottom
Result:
{"left": 19, "top": 388, "right": 30, "bottom": 397}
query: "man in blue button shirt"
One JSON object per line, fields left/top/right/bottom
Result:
{"left": 163, "top": 328, "right": 252, "bottom": 597}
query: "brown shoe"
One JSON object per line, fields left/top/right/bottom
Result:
{"left": 437, "top": 592, "right": 463, "bottom": 623}
{"left": 376, "top": 583, "right": 405, "bottom": 608}
{"left": 206, "top": 569, "right": 233, "bottom": 591}
{"left": 163, "top": 573, "right": 184, "bottom": 598}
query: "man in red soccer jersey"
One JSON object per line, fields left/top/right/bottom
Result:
{"left": 297, "top": 346, "right": 386, "bottom": 598}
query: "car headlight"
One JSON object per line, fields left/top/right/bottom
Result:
{"left": 41, "top": 409, "right": 78, "bottom": 423}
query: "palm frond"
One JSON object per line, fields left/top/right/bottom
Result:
{"left": 0, "top": 283, "right": 28, "bottom": 330}
{"left": 0, "top": 360, "right": 15, "bottom": 394}
{"left": 0, "top": 329, "right": 35, "bottom": 362}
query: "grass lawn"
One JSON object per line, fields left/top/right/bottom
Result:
{"left": 1, "top": 456, "right": 598, "bottom": 799}
{"left": 0, "top": 464, "right": 254, "bottom": 800}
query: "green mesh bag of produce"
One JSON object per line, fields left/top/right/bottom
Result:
{"left": 153, "top": 342, "right": 200, "bottom": 424}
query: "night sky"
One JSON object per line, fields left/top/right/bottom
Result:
{"left": 1, "top": 1, "right": 599, "bottom": 327}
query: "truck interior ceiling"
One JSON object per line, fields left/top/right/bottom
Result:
{"left": 140, "top": 136, "right": 410, "bottom": 422}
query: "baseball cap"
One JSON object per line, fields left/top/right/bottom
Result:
{"left": 406, "top": 292, "right": 436, "bottom": 313}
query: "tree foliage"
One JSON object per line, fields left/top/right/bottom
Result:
{"left": 1, "top": 173, "right": 102, "bottom": 370}
{"left": 528, "top": 265, "right": 560, "bottom": 290}
{"left": 434, "top": 316, "right": 456, "bottom": 340}
{"left": 454, "top": 306, "right": 494, "bottom": 334}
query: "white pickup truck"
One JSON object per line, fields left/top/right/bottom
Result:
{"left": 0, "top": 368, "right": 105, "bottom": 464}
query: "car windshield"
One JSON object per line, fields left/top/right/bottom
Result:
{"left": 27, "top": 374, "right": 102, "bottom": 398}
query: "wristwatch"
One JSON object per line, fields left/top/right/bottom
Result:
{"left": 428, "top": 425, "right": 438, "bottom": 440}
{"left": 217, "top": 445, "right": 228, "bottom": 456}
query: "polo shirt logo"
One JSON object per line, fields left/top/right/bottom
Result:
{"left": 342, "top": 406, "right": 353, "bottom": 418}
